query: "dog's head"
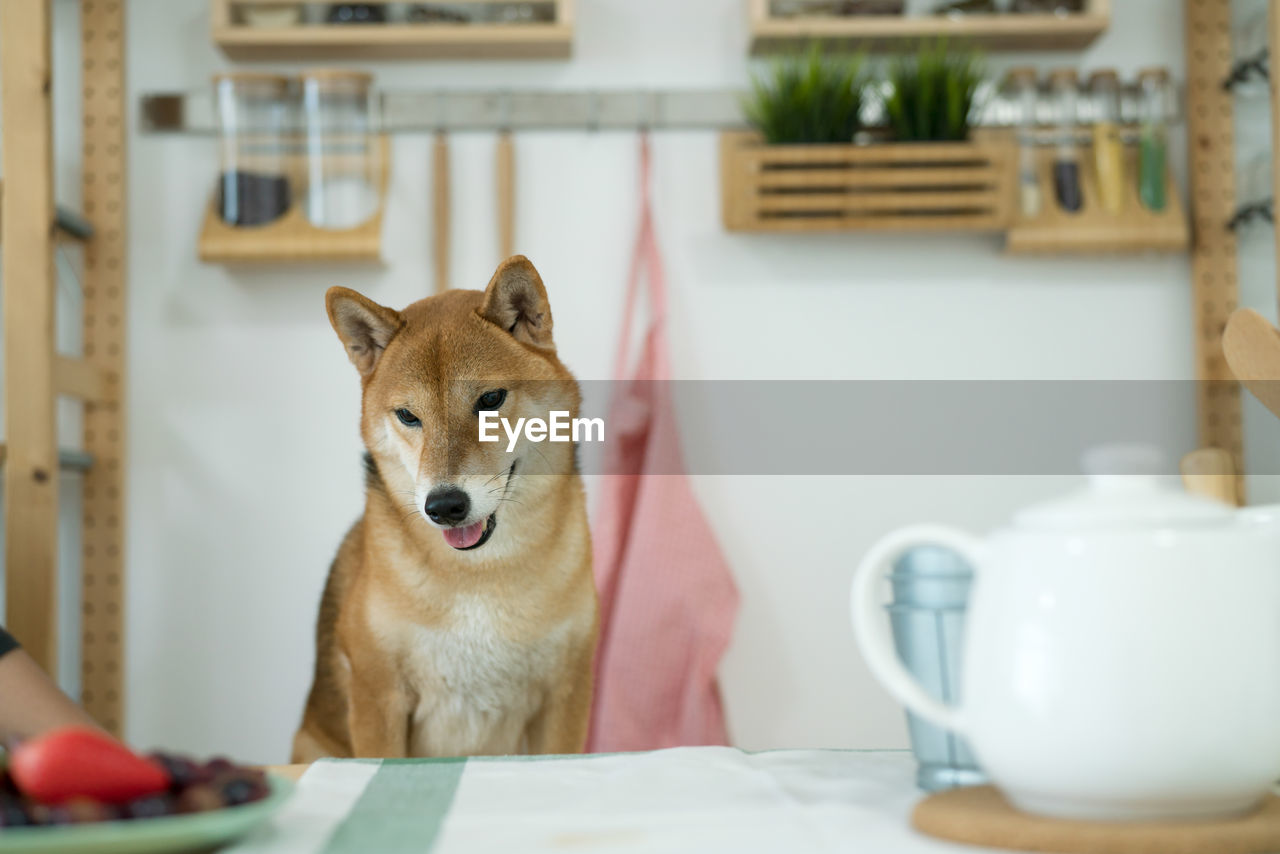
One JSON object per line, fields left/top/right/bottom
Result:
{"left": 326, "top": 255, "right": 581, "bottom": 553}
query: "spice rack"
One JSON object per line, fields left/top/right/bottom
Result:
{"left": 720, "top": 129, "right": 1013, "bottom": 233}
{"left": 198, "top": 135, "right": 390, "bottom": 264}
{"left": 211, "top": 0, "right": 574, "bottom": 60}
{"left": 1005, "top": 142, "right": 1188, "bottom": 253}
{"left": 749, "top": 0, "right": 1111, "bottom": 53}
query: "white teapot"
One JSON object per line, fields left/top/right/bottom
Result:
{"left": 851, "top": 469, "right": 1280, "bottom": 821}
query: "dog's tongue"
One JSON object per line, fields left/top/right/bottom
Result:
{"left": 442, "top": 519, "right": 486, "bottom": 549}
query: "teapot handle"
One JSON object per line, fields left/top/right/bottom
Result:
{"left": 850, "top": 525, "right": 985, "bottom": 736}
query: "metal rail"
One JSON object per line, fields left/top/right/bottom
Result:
{"left": 140, "top": 81, "right": 1181, "bottom": 135}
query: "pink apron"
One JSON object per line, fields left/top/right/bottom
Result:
{"left": 587, "top": 135, "right": 740, "bottom": 752}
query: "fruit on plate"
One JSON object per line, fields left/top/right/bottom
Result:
{"left": 0, "top": 729, "right": 270, "bottom": 828}
{"left": 10, "top": 727, "right": 169, "bottom": 805}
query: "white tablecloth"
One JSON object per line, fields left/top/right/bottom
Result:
{"left": 228, "top": 747, "right": 986, "bottom": 853}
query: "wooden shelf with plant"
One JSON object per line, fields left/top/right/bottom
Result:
{"left": 722, "top": 43, "right": 1013, "bottom": 233}
{"left": 748, "top": 0, "right": 1110, "bottom": 54}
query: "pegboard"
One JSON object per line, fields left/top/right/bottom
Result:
{"left": 80, "top": 0, "right": 127, "bottom": 737}
{"left": 1185, "top": 0, "right": 1246, "bottom": 504}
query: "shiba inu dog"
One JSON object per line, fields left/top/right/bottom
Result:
{"left": 292, "top": 256, "right": 598, "bottom": 760}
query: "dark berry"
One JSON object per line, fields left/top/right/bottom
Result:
{"left": 0, "top": 802, "right": 29, "bottom": 827}
{"left": 125, "top": 795, "right": 172, "bottom": 820}
{"left": 44, "top": 805, "right": 75, "bottom": 826}
{"left": 205, "top": 757, "right": 234, "bottom": 775}
{"left": 149, "top": 753, "right": 197, "bottom": 789}
{"left": 220, "top": 779, "right": 256, "bottom": 806}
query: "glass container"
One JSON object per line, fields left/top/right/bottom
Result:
{"left": 933, "top": 0, "right": 996, "bottom": 14}
{"left": 1011, "top": 0, "right": 1084, "bottom": 12}
{"left": 1088, "top": 70, "right": 1124, "bottom": 215}
{"left": 1137, "top": 68, "right": 1170, "bottom": 213}
{"left": 888, "top": 547, "right": 985, "bottom": 792}
{"left": 238, "top": 2, "right": 303, "bottom": 27}
{"left": 1048, "top": 68, "right": 1083, "bottom": 213}
{"left": 1005, "top": 67, "right": 1041, "bottom": 218}
{"left": 402, "top": 3, "right": 476, "bottom": 22}
{"left": 213, "top": 73, "right": 293, "bottom": 228}
{"left": 300, "top": 70, "right": 381, "bottom": 230}
{"left": 325, "top": 4, "right": 388, "bottom": 23}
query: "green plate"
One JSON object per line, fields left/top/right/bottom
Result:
{"left": 0, "top": 774, "right": 293, "bottom": 854}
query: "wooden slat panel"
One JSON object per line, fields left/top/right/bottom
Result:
{"left": 737, "top": 138, "right": 995, "bottom": 168}
{"left": 756, "top": 190, "right": 1001, "bottom": 213}
{"left": 745, "top": 213, "right": 1009, "bottom": 232}
{"left": 1185, "top": 0, "right": 1244, "bottom": 504}
{"left": 81, "top": 0, "right": 128, "bottom": 737}
{"left": 2, "top": 0, "right": 59, "bottom": 673}
{"left": 721, "top": 130, "right": 1013, "bottom": 233}
{"left": 755, "top": 166, "right": 1003, "bottom": 190}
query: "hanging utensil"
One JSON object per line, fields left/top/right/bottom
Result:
{"left": 432, "top": 131, "right": 450, "bottom": 293}
{"left": 1224, "top": 307, "right": 1280, "bottom": 421}
{"left": 496, "top": 130, "right": 515, "bottom": 261}
{"left": 1179, "top": 447, "right": 1238, "bottom": 506}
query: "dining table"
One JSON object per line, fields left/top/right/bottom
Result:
{"left": 219, "top": 747, "right": 982, "bottom": 853}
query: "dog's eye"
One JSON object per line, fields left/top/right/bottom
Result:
{"left": 395, "top": 408, "right": 421, "bottom": 427}
{"left": 475, "top": 389, "right": 507, "bottom": 412}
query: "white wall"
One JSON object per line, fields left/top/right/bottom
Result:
{"left": 121, "top": 0, "right": 1206, "bottom": 762}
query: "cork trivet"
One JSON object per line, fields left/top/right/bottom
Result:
{"left": 913, "top": 786, "right": 1280, "bottom": 854}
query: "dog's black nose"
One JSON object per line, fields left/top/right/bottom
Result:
{"left": 425, "top": 487, "right": 470, "bottom": 525}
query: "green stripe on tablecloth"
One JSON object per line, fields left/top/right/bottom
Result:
{"left": 320, "top": 758, "right": 467, "bottom": 854}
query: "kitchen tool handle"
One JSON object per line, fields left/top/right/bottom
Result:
{"left": 850, "top": 525, "right": 984, "bottom": 736}
{"left": 496, "top": 130, "right": 515, "bottom": 260}
{"left": 432, "top": 132, "right": 451, "bottom": 294}
{"left": 1180, "top": 448, "right": 1238, "bottom": 506}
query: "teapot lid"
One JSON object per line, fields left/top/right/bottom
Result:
{"left": 1013, "top": 445, "right": 1234, "bottom": 531}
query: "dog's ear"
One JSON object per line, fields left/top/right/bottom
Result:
{"left": 326, "top": 287, "right": 404, "bottom": 377}
{"left": 478, "top": 255, "right": 555, "bottom": 350}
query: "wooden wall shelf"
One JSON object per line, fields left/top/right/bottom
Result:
{"left": 720, "top": 130, "right": 1013, "bottom": 233}
{"left": 199, "top": 135, "right": 389, "bottom": 265}
{"left": 211, "top": 0, "right": 574, "bottom": 60}
{"left": 748, "top": 0, "right": 1110, "bottom": 53}
{"left": 1005, "top": 145, "right": 1188, "bottom": 255}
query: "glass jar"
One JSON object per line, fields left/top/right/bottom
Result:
{"left": 1048, "top": 68, "right": 1083, "bottom": 213}
{"left": 1137, "top": 68, "right": 1170, "bottom": 213}
{"left": 325, "top": 4, "right": 388, "bottom": 23}
{"left": 933, "top": 0, "right": 996, "bottom": 14}
{"left": 213, "top": 73, "right": 293, "bottom": 228}
{"left": 239, "top": 2, "right": 303, "bottom": 27}
{"left": 1011, "top": 0, "right": 1083, "bottom": 12}
{"left": 1005, "top": 67, "right": 1041, "bottom": 217}
{"left": 1087, "top": 70, "right": 1124, "bottom": 215}
{"left": 300, "top": 70, "right": 380, "bottom": 230}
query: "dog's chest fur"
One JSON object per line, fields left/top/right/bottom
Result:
{"left": 381, "top": 593, "right": 572, "bottom": 756}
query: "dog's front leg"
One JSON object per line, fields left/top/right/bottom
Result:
{"left": 346, "top": 663, "right": 411, "bottom": 758}
{"left": 525, "top": 649, "right": 595, "bottom": 755}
